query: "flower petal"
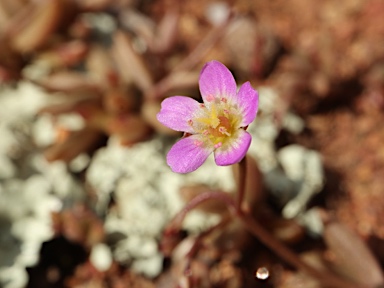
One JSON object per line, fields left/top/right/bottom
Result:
{"left": 167, "top": 135, "right": 213, "bottom": 173}
{"left": 237, "top": 82, "right": 259, "bottom": 126}
{"left": 199, "top": 61, "right": 237, "bottom": 103}
{"left": 157, "top": 96, "right": 200, "bottom": 133}
{"left": 214, "top": 130, "right": 251, "bottom": 166}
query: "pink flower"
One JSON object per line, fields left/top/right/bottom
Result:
{"left": 157, "top": 60, "right": 259, "bottom": 173}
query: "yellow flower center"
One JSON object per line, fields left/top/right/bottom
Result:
{"left": 189, "top": 97, "right": 242, "bottom": 148}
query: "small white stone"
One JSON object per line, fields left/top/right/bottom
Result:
{"left": 0, "top": 265, "right": 28, "bottom": 288}
{"left": 69, "top": 153, "right": 90, "bottom": 172}
{"left": 283, "top": 113, "right": 305, "bottom": 134}
{"left": 83, "top": 13, "right": 117, "bottom": 33}
{"left": 12, "top": 217, "right": 53, "bottom": 267}
{"left": 126, "top": 236, "right": 158, "bottom": 258}
{"left": 32, "top": 115, "right": 56, "bottom": 147}
{"left": 205, "top": 2, "right": 231, "bottom": 26}
{"left": 56, "top": 113, "right": 85, "bottom": 131}
{"left": 23, "top": 175, "right": 51, "bottom": 199}
{"left": 0, "top": 155, "right": 16, "bottom": 179}
{"left": 278, "top": 145, "right": 307, "bottom": 181}
{"left": 298, "top": 208, "right": 324, "bottom": 236}
{"left": 131, "top": 253, "right": 163, "bottom": 278}
{"left": 90, "top": 243, "right": 113, "bottom": 272}
{"left": 279, "top": 145, "right": 324, "bottom": 218}
{"left": 0, "top": 82, "right": 49, "bottom": 120}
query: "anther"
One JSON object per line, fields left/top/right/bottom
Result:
{"left": 206, "top": 95, "right": 215, "bottom": 102}
{"left": 218, "top": 127, "right": 230, "bottom": 136}
{"left": 214, "top": 142, "right": 222, "bottom": 149}
{"left": 188, "top": 119, "right": 193, "bottom": 126}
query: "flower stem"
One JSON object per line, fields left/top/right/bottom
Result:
{"left": 235, "top": 155, "right": 360, "bottom": 288}
{"left": 236, "top": 155, "right": 247, "bottom": 211}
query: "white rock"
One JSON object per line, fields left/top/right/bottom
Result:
{"left": 0, "top": 82, "right": 84, "bottom": 288}
{"left": 0, "top": 265, "right": 28, "bottom": 288}
{"left": 0, "top": 155, "right": 16, "bottom": 179}
{"left": 90, "top": 243, "right": 113, "bottom": 272}
{"left": 56, "top": 113, "right": 85, "bottom": 131}
{"left": 131, "top": 253, "right": 163, "bottom": 278}
{"left": 69, "top": 153, "right": 91, "bottom": 172}
{"left": 86, "top": 135, "right": 235, "bottom": 276}
{"left": 278, "top": 145, "right": 324, "bottom": 218}
{"left": 205, "top": 2, "right": 231, "bottom": 26}
{"left": 32, "top": 115, "right": 56, "bottom": 147}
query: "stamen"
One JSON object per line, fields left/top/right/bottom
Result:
{"left": 219, "top": 126, "right": 231, "bottom": 136}
{"left": 210, "top": 117, "right": 220, "bottom": 128}
{"left": 214, "top": 142, "right": 222, "bottom": 149}
{"left": 195, "top": 98, "right": 238, "bottom": 145}
{"left": 196, "top": 117, "right": 216, "bottom": 126}
{"left": 188, "top": 119, "right": 193, "bottom": 126}
{"left": 206, "top": 94, "right": 215, "bottom": 102}
{"left": 210, "top": 104, "right": 218, "bottom": 126}
{"left": 194, "top": 140, "right": 203, "bottom": 147}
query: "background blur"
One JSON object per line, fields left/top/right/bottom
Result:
{"left": 1, "top": 0, "right": 384, "bottom": 287}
